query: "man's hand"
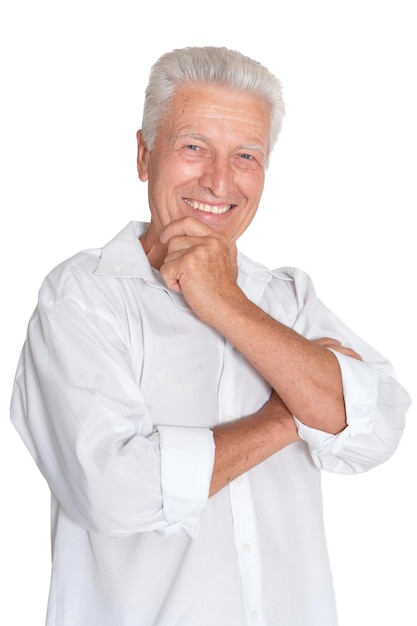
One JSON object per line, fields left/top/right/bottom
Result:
{"left": 258, "top": 388, "right": 301, "bottom": 441}
{"left": 160, "top": 217, "right": 242, "bottom": 323}
{"left": 312, "top": 337, "right": 363, "bottom": 361}
{"left": 160, "top": 218, "right": 362, "bottom": 435}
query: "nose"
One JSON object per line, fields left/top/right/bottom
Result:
{"left": 198, "top": 154, "right": 235, "bottom": 197}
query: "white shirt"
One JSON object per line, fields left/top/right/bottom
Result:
{"left": 11, "top": 221, "right": 411, "bottom": 626}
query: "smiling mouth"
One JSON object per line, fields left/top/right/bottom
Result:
{"left": 184, "top": 198, "right": 235, "bottom": 215}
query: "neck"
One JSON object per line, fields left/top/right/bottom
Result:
{"left": 139, "top": 227, "right": 167, "bottom": 270}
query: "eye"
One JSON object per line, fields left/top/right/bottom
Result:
{"left": 178, "top": 143, "right": 206, "bottom": 159}
{"left": 234, "top": 152, "right": 262, "bottom": 170}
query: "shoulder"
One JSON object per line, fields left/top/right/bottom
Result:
{"left": 38, "top": 247, "right": 103, "bottom": 305}
{"left": 237, "top": 251, "right": 319, "bottom": 324}
{"left": 237, "top": 250, "right": 314, "bottom": 293}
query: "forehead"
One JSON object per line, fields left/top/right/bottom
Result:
{"left": 162, "top": 83, "right": 271, "bottom": 145}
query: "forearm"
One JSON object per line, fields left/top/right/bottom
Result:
{"left": 159, "top": 219, "right": 347, "bottom": 434}
{"left": 208, "top": 290, "right": 347, "bottom": 434}
{"left": 209, "top": 393, "right": 300, "bottom": 496}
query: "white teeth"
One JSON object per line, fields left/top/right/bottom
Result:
{"left": 184, "top": 199, "right": 232, "bottom": 214}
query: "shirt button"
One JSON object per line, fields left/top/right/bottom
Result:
{"left": 235, "top": 476, "right": 245, "bottom": 486}
{"left": 252, "top": 610, "right": 259, "bottom": 620}
{"left": 243, "top": 543, "right": 252, "bottom": 553}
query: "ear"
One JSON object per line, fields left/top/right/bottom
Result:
{"left": 136, "top": 130, "right": 150, "bottom": 181}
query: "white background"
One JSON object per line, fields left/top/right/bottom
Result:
{"left": 1, "top": 1, "right": 415, "bottom": 624}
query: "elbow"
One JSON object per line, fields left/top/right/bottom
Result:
{"left": 78, "top": 496, "right": 166, "bottom": 538}
{"left": 50, "top": 471, "right": 167, "bottom": 537}
{"left": 314, "top": 423, "right": 406, "bottom": 475}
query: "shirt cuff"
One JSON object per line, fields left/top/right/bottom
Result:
{"left": 156, "top": 425, "right": 215, "bottom": 538}
{"left": 294, "top": 351, "right": 379, "bottom": 459}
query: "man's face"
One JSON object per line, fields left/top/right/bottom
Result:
{"left": 137, "top": 83, "right": 270, "bottom": 245}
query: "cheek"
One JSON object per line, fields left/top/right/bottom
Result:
{"left": 239, "top": 172, "right": 265, "bottom": 205}
{"left": 174, "top": 159, "right": 206, "bottom": 182}
{"left": 157, "top": 162, "right": 201, "bottom": 199}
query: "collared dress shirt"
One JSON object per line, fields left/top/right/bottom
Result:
{"left": 11, "top": 221, "right": 411, "bottom": 626}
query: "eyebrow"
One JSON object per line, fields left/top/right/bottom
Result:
{"left": 236, "top": 143, "right": 266, "bottom": 155}
{"left": 177, "top": 133, "right": 266, "bottom": 156}
{"left": 177, "top": 132, "right": 210, "bottom": 143}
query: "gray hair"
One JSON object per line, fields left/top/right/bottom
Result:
{"left": 141, "top": 46, "right": 285, "bottom": 160}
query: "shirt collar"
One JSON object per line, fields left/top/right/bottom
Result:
{"left": 94, "top": 221, "right": 159, "bottom": 283}
{"left": 94, "top": 220, "right": 292, "bottom": 298}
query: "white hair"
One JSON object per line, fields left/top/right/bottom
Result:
{"left": 141, "top": 46, "right": 285, "bottom": 160}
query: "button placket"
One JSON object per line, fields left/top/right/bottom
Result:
{"left": 217, "top": 340, "right": 267, "bottom": 625}
{"left": 229, "top": 476, "right": 264, "bottom": 624}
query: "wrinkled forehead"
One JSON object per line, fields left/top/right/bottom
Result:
{"left": 162, "top": 82, "right": 272, "bottom": 151}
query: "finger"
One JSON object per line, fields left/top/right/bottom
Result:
{"left": 312, "top": 337, "right": 363, "bottom": 361}
{"left": 165, "top": 235, "right": 209, "bottom": 254}
{"left": 159, "top": 258, "right": 184, "bottom": 292}
{"left": 312, "top": 337, "right": 342, "bottom": 348}
{"left": 161, "top": 244, "right": 208, "bottom": 291}
{"left": 329, "top": 345, "right": 363, "bottom": 361}
{"left": 160, "top": 217, "right": 216, "bottom": 243}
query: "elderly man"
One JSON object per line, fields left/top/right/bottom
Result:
{"left": 11, "top": 46, "right": 411, "bottom": 626}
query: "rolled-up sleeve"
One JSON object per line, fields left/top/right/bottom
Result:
{"left": 11, "top": 265, "right": 215, "bottom": 539}
{"left": 157, "top": 425, "right": 215, "bottom": 538}
{"left": 263, "top": 266, "right": 411, "bottom": 474}
{"left": 295, "top": 350, "right": 410, "bottom": 473}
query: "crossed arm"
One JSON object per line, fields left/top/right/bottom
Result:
{"left": 155, "top": 217, "right": 361, "bottom": 496}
